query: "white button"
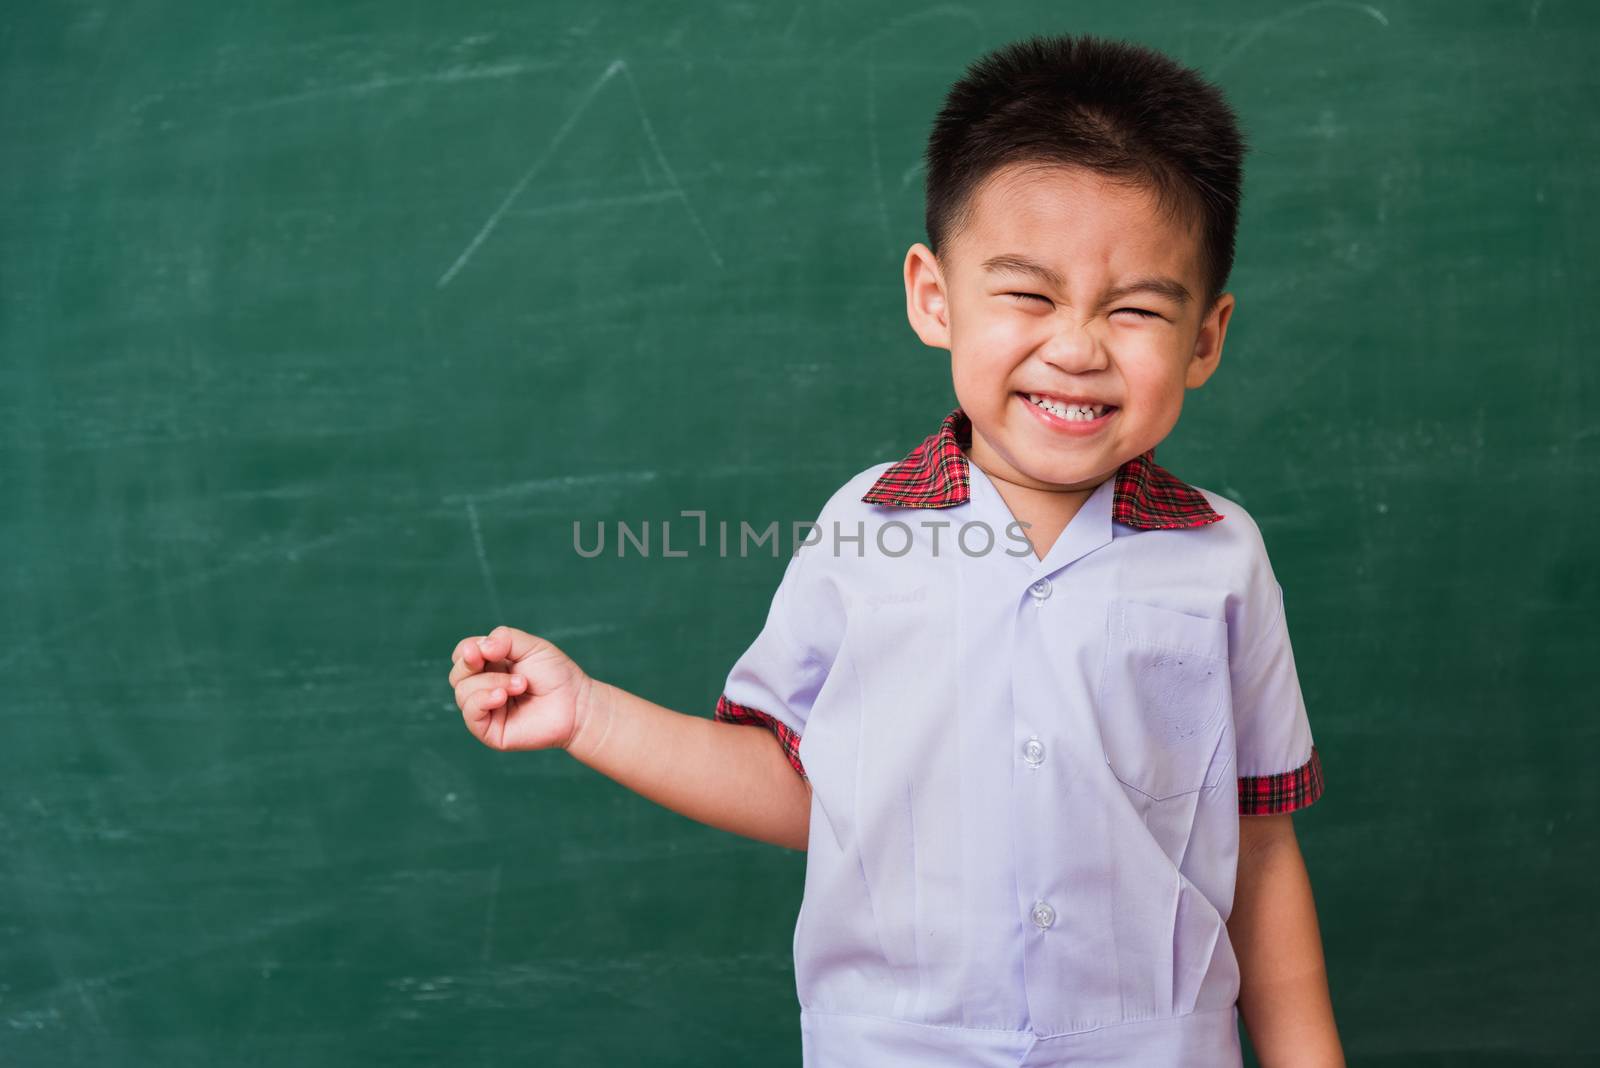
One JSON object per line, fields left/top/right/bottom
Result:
{"left": 1022, "top": 737, "right": 1045, "bottom": 766}
{"left": 1028, "top": 577, "right": 1052, "bottom": 601}
{"left": 1031, "top": 901, "right": 1056, "bottom": 930}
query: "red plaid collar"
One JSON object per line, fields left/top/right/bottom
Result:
{"left": 861, "top": 407, "right": 1223, "bottom": 530}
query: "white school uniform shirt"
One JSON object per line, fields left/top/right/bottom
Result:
{"left": 716, "top": 407, "right": 1325, "bottom": 1067}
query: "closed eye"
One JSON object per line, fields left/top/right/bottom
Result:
{"left": 1006, "top": 293, "right": 1163, "bottom": 320}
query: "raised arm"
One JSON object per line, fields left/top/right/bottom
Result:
{"left": 449, "top": 626, "right": 812, "bottom": 852}
{"left": 569, "top": 678, "right": 812, "bottom": 851}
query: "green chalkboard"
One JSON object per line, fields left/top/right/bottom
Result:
{"left": 3, "top": 2, "right": 1595, "bottom": 1064}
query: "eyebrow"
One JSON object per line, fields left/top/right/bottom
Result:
{"left": 980, "top": 254, "right": 1192, "bottom": 308}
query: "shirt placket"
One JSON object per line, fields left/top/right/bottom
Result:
{"left": 1011, "top": 563, "right": 1070, "bottom": 1030}
{"left": 982, "top": 471, "right": 1118, "bottom": 1033}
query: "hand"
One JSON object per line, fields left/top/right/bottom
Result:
{"left": 448, "top": 625, "right": 592, "bottom": 752}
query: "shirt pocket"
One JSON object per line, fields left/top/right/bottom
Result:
{"left": 1096, "top": 599, "right": 1232, "bottom": 801}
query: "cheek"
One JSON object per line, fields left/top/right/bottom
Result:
{"left": 953, "top": 312, "right": 1035, "bottom": 370}
{"left": 976, "top": 307, "right": 1035, "bottom": 345}
{"left": 951, "top": 314, "right": 1025, "bottom": 375}
{"left": 1119, "top": 353, "right": 1188, "bottom": 411}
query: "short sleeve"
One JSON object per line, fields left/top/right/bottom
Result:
{"left": 1231, "top": 579, "right": 1325, "bottom": 815}
{"left": 714, "top": 545, "right": 840, "bottom": 782}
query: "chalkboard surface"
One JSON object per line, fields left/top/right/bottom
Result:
{"left": 4, "top": 2, "right": 1595, "bottom": 1064}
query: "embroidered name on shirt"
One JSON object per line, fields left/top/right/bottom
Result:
{"left": 866, "top": 586, "right": 927, "bottom": 610}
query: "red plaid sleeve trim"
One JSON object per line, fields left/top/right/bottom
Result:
{"left": 1238, "top": 745, "right": 1324, "bottom": 815}
{"left": 715, "top": 693, "right": 808, "bottom": 781}
{"left": 861, "top": 407, "right": 1222, "bottom": 529}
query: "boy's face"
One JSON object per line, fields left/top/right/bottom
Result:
{"left": 904, "top": 162, "right": 1234, "bottom": 495}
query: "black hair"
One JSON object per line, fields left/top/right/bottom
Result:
{"left": 924, "top": 33, "right": 1249, "bottom": 309}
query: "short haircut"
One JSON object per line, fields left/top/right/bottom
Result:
{"left": 924, "top": 33, "right": 1249, "bottom": 309}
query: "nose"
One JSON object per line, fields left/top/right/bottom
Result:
{"left": 1036, "top": 319, "right": 1109, "bottom": 375}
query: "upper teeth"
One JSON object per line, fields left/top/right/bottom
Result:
{"left": 1027, "top": 393, "right": 1110, "bottom": 420}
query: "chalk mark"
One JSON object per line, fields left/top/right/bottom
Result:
{"left": 2, "top": 901, "right": 335, "bottom": 1024}
{"left": 899, "top": 159, "right": 925, "bottom": 191}
{"left": 481, "top": 862, "right": 502, "bottom": 963}
{"left": 1214, "top": 2, "right": 1390, "bottom": 79}
{"left": 230, "top": 60, "right": 563, "bottom": 114}
{"left": 791, "top": 5, "right": 980, "bottom": 243}
{"left": 441, "top": 468, "right": 660, "bottom": 506}
{"left": 614, "top": 59, "right": 725, "bottom": 272}
{"left": 437, "top": 58, "right": 722, "bottom": 288}
{"left": 782, "top": 3, "right": 807, "bottom": 44}
{"left": 464, "top": 498, "right": 505, "bottom": 621}
{"left": 866, "top": 44, "right": 892, "bottom": 258}
{"left": 0, "top": 520, "right": 375, "bottom": 674}
{"left": 504, "top": 189, "right": 681, "bottom": 219}
{"left": 812, "top": 4, "right": 982, "bottom": 84}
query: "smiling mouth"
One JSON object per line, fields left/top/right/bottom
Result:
{"left": 1019, "top": 391, "right": 1119, "bottom": 421}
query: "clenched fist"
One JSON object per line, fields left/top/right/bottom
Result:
{"left": 448, "top": 625, "right": 592, "bottom": 752}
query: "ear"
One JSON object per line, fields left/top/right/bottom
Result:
{"left": 904, "top": 243, "right": 952, "bottom": 350}
{"left": 1184, "top": 291, "right": 1235, "bottom": 389}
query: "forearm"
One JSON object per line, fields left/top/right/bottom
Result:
{"left": 566, "top": 678, "right": 812, "bottom": 851}
{"left": 1228, "top": 831, "right": 1344, "bottom": 1067}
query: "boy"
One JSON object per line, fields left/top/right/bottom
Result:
{"left": 449, "top": 33, "right": 1342, "bottom": 1067}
